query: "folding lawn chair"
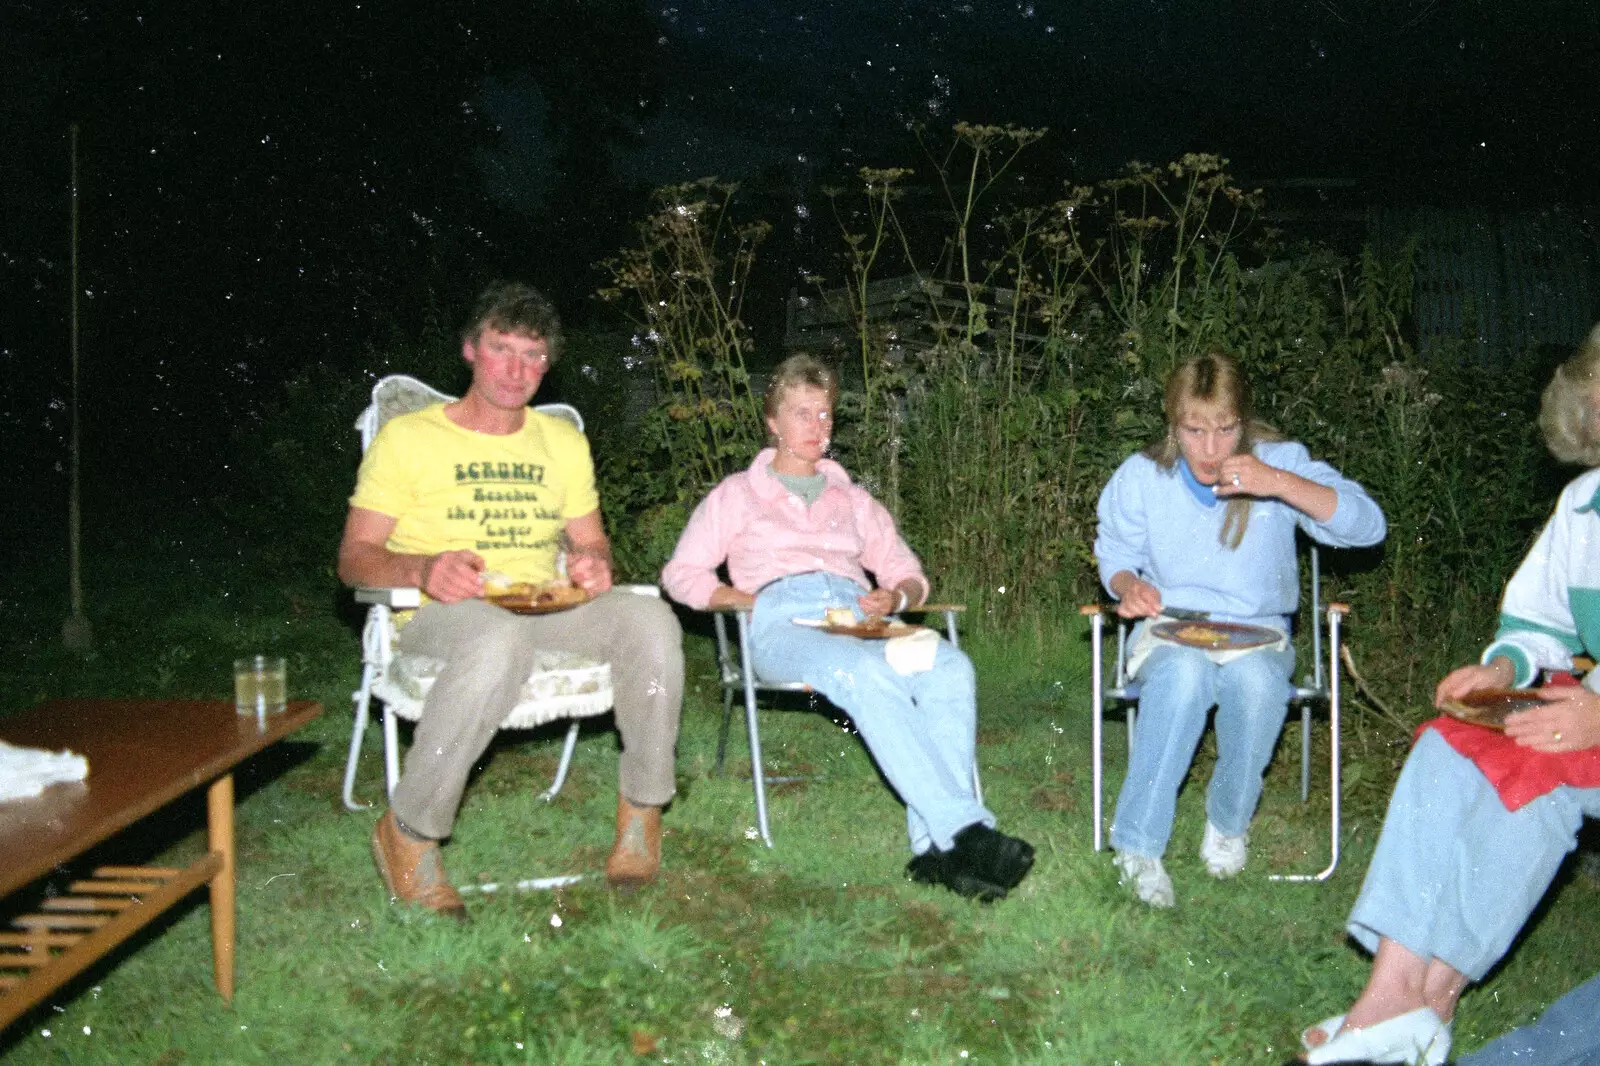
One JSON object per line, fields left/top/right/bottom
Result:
{"left": 341, "top": 374, "right": 652, "bottom": 812}
{"left": 1081, "top": 545, "right": 1349, "bottom": 881}
{"left": 709, "top": 602, "right": 980, "bottom": 848}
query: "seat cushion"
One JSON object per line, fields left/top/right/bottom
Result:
{"left": 376, "top": 650, "right": 614, "bottom": 729}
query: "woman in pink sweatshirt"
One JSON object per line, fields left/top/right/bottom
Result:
{"left": 661, "top": 354, "right": 1034, "bottom": 900}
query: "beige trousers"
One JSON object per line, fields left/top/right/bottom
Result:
{"left": 390, "top": 591, "right": 683, "bottom": 839}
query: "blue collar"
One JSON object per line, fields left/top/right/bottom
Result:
{"left": 1178, "top": 458, "right": 1222, "bottom": 508}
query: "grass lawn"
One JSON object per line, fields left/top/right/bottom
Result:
{"left": 3, "top": 538, "right": 1599, "bottom": 1065}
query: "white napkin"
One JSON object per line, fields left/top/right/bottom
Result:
{"left": 0, "top": 740, "right": 89, "bottom": 803}
{"left": 885, "top": 628, "right": 941, "bottom": 675}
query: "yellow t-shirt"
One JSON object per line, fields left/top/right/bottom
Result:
{"left": 349, "top": 403, "right": 599, "bottom": 587}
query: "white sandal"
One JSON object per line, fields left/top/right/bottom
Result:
{"left": 1300, "top": 1014, "right": 1346, "bottom": 1052}
{"left": 1303, "top": 1006, "right": 1451, "bottom": 1065}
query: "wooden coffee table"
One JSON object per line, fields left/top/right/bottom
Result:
{"left": 0, "top": 698, "right": 322, "bottom": 1029}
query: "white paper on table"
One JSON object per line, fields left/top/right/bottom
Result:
{"left": 0, "top": 740, "right": 89, "bottom": 803}
{"left": 885, "top": 627, "right": 941, "bottom": 675}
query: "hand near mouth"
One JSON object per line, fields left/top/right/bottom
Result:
{"left": 1213, "top": 454, "right": 1274, "bottom": 497}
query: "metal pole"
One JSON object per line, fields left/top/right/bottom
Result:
{"left": 63, "top": 122, "right": 93, "bottom": 652}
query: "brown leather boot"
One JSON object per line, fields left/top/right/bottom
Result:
{"left": 371, "top": 810, "right": 468, "bottom": 921}
{"left": 604, "top": 796, "right": 663, "bottom": 888}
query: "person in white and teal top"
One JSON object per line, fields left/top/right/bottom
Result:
{"left": 1293, "top": 325, "right": 1600, "bottom": 1066}
{"left": 1475, "top": 464, "right": 1600, "bottom": 687}
{"left": 1095, "top": 351, "right": 1386, "bottom": 909}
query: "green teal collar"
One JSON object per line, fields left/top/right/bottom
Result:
{"left": 1577, "top": 481, "right": 1600, "bottom": 514}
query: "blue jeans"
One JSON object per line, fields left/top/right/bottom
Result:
{"left": 749, "top": 572, "right": 993, "bottom": 855}
{"left": 1109, "top": 641, "right": 1295, "bottom": 858}
{"left": 1347, "top": 728, "right": 1600, "bottom": 980}
{"left": 1459, "top": 971, "right": 1600, "bottom": 1065}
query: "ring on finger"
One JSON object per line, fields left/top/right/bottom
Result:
{"left": 1554, "top": 731, "right": 1563, "bottom": 742}
{"left": 1231, "top": 473, "right": 1241, "bottom": 487}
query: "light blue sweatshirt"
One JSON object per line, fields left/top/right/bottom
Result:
{"left": 1094, "top": 440, "right": 1387, "bottom": 629}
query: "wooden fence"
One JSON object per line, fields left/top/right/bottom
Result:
{"left": 1370, "top": 205, "right": 1599, "bottom": 360}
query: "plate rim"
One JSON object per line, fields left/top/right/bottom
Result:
{"left": 1449, "top": 686, "right": 1544, "bottom": 707}
{"left": 484, "top": 588, "right": 592, "bottom": 615}
{"left": 801, "top": 619, "right": 929, "bottom": 640}
{"left": 1149, "top": 619, "right": 1281, "bottom": 650}
{"left": 1440, "top": 687, "right": 1543, "bottom": 730}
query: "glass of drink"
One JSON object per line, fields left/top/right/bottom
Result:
{"left": 234, "top": 655, "right": 287, "bottom": 716}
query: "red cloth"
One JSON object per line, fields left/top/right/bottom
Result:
{"left": 1419, "top": 715, "right": 1600, "bottom": 811}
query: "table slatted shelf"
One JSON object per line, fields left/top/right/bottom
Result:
{"left": 1, "top": 861, "right": 221, "bottom": 1024}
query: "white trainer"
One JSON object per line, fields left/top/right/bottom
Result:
{"left": 1200, "top": 821, "right": 1248, "bottom": 879}
{"left": 1114, "top": 851, "right": 1175, "bottom": 908}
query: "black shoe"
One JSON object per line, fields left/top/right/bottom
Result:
{"left": 948, "top": 823, "right": 1035, "bottom": 890}
{"left": 905, "top": 850, "right": 944, "bottom": 886}
{"left": 904, "top": 824, "right": 1035, "bottom": 902}
{"left": 905, "top": 847, "right": 1009, "bottom": 902}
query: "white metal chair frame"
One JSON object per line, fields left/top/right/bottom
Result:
{"left": 341, "top": 374, "right": 622, "bottom": 812}
{"left": 1082, "top": 545, "right": 1349, "bottom": 882}
{"left": 709, "top": 602, "right": 979, "bottom": 848}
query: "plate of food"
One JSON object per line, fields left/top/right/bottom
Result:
{"left": 484, "top": 581, "right": 591, "bottom": 615}
{"left": 1150, "top": 619, "right": 1282, "bottom": 650}
{"left": 1440, "top": 688, "right": 1545, "bottom": 730}
{"left": 793, "top": 608, "right": 927, "bottom": 640}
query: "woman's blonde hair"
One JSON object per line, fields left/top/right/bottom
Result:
{"left": 1142, "top": 351, "right": 1282, "bottom": 549}
{"left": 764, "top": 353, "right": 839, "bottom": 444}
{"left": 1538, "top": 324, "right": 1600, "bottom": 466}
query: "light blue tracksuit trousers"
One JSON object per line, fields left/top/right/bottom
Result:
{"left": 749, "top": 571, "right": 994, "bottom": 855}
{"left": 1347, "top": 727, "right": 1600, "bottom": 981}
{"left": 1110, "top": 640, "right": 1296, "bottom": 858}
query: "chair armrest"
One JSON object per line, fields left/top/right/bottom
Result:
{"left": 1079, "top": 604, "right": 1104, "bottom": 616}
{"left": 706, "top": 603, "right": 746, "bottom": 614}
{"left": 355, "top": 587, "right": 422, "bottom": 609}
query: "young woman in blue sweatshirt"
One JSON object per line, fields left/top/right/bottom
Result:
{"left": 1095, "top": 351, "right": 1386, "bottom": 907}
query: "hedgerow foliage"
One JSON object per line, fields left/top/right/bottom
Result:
{"left": 599, "top": 126, "right": 1562, "bottom": 733}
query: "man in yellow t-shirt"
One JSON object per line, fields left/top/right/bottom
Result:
{"left": 338, "top": 282, "right": 683, "bottom": 918}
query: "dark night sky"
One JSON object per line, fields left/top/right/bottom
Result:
{"left": 606, "top": 1, "right": 1598, "bottom": 198}
{"left": 2, "top": 0, "right": 1597, "bottom": 526}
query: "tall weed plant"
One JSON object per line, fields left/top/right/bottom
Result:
{"left": 597, "top": 179, "right": 769, "bottom": 578}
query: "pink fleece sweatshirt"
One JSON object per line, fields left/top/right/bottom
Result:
{"left": 660, "top": 448, "right": 931, "bottom": 610}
